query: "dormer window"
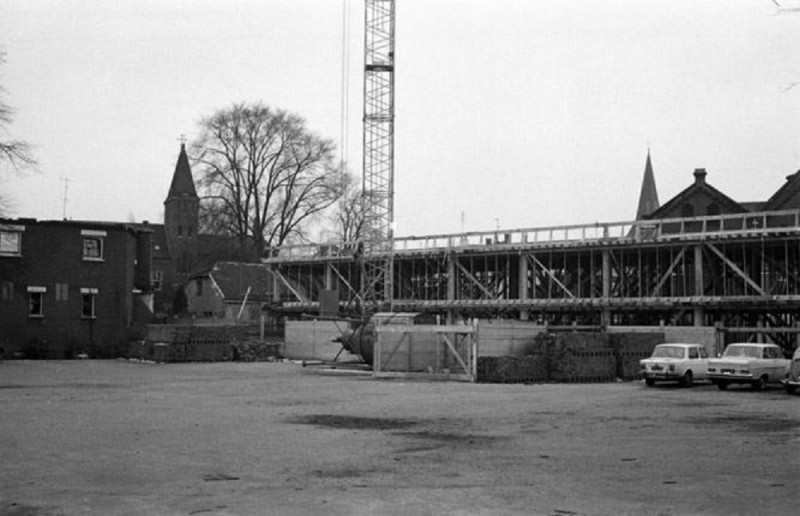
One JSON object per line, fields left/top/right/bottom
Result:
{"left": 81, "top": 229, "right": 106, "bottom": 261}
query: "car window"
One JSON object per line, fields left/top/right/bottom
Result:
{"left": 724, "top": 345, "right": 760, "bottom": 358}
{"left": 651, "top": 346, "right": 685, "bottom": 359}
{"left": 688, "top": 348, "right": 699, "bottom": 359}
{"left": 699, "top": 348, "right": 709, "bottom": 359}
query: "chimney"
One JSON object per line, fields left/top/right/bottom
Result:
{"left": 693, "top": 168, "right": 707, "bottom": 185}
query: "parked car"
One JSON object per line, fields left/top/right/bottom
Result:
{"left": 707, "top": 343, "right": 789, "bottom": 390}
{"left": 782, "top": 347, "right": 800, "bottom": 395}
{"left": 640, "top": 343, "right": 709, "bottom": 387}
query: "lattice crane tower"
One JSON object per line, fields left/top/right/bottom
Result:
{"left": 361, "top": 0, "right": 395, "bottom": 309}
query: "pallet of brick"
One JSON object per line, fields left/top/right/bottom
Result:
{"left": 610, "top": 333, "right": 663, "bottom": 380}
{"left": 567, "top": 350, "right": 616, "bottom": 382}
{"left": 477, "top": 355, "right": 548, "bottom": 383}
{"left": 232, "top": 339, "right": 283, "bottom": 361}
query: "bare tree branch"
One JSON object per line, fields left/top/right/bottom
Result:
{"left": 192, "top": 101, "right": 345, "bottom": 257}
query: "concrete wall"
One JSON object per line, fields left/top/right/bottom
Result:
{"left": 476, "top": 320, "right": 548, "bottom": 357}
{"left": 284, "top": 320, "right": 359, "bottom": 361}
{"left": 607, "top": 325, "right": 718, "bottom": 357}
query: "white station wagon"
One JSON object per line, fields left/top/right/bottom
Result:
{"left": 640, "top": 343, "right": 710, "bottom": 387}
{"left": 707, "top": 343, "right": 789, "bottom": 391}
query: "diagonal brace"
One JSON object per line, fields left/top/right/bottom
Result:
{"left": 705, "top": 243, "right": 766, "bottom": 296}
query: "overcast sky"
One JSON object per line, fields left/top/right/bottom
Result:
{"left": 2, "top": 0, "right": 800, "bottom": 237}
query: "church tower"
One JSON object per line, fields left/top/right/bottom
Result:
{"left": 636, "top": 150, "right": 660, "bottom": 219}
{"left": 164, "top": 143, "right": 199, "bottom": 275}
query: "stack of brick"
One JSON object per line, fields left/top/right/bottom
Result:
{"left": 531, "top": 333, "right": 616, "bottom": 383}
{"left": 232, "top": 338, "right": 283, "bottom": 361}
{"left": 477, "top": 355, "right": 549, "bottom": 383}
{"left": 131, "top": 324, "right": 251, "bottom": 362}
{"left": 610, "top": 332, "right": 663, "bottom": 380}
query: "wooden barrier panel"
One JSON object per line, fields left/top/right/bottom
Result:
{"left": 375, "top": 325, "right": 477, "bottom": 382}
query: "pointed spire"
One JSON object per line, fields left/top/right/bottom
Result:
{"left": 166, "top": 143, "right": 198, "bottom": 201}
{"left": 636, "top": 150, "right": 660, "bottom": 219}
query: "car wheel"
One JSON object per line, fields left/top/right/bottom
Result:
{"left": 679, "top": 371, "right": 693, "bottom": 388}
{"left": 751, "top": 375, "right": 767, "bottom": 391}
{"left": 716, "top": 381, "right": 728, "bottom": 391}
{"left": 785, "top": 383, "right": 797, "bottom": 394}
{"left": 645, "top": 378, "right": 655, "bottom": 387}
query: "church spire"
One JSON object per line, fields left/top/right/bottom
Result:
{"left": 166, "top": 143, "right": 198, "bottom": 201}
{"left": 636, "top": 150, "right": 660, "bottom": 219}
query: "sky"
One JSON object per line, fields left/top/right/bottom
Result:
{"left": 2, "top": 0, "right": 800, "bottom": 238}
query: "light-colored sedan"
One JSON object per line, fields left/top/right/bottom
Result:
{"left": 782, "top": 347, "right": 800, "bottom": 395}
{"left": 640, "top": 343, "right": 710, "bottom": 387}
{"left": 707, "top": 343, "right": 789, "bottom": 390}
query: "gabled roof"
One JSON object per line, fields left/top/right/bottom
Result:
{"left": 165, "top": 143, "right": 198, "bottom": 201}
{"left": 647, "top": 168, "right": 747, "bottom": 219}
{"left": 635, "top": 151, "right": 659, "bottom": 219}
{"left": 763, "top": 169, "right": 800, "bottom": 211}
{"left": 195, "top": 262, "right": 273, "bottom": 303}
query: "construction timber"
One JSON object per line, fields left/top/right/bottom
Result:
{"left": 265, "top": 209, "right": 800, "bottom": 350}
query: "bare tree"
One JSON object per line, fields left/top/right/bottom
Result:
{"left": 330, "top": 172, "right": 369, "bottom": 245}
{"left": 0, "top": 53, "right": 36, "bottom": 215}
{"left": 192, "top": 102, "right": 345, "bottom": 257}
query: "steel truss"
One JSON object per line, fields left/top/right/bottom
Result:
{"left": 266, "top": 211, "right": 800, "bottom": 352}
{"left": 361, "top": 0, "right": 395, "bottom": 310}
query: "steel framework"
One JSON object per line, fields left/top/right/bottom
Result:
{"left": 266, "top": 210, "right": 800, "bottom": 354}
{"left": 361, "top": 0, "right": 395, "bottom": 310}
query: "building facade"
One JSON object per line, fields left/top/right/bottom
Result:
{"left": 0, "top": 219, "right": 154, "bottom": 358}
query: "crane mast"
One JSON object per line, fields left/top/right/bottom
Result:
{"left": 361, "top": 0, "right": 395, "bottom": 310}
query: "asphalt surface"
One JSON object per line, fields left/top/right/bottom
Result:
{"left": 1, "top": 360, "right": 798, "bottom": 516}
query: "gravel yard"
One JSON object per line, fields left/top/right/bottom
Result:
{"left": 1, "top": 360, "right": 798, "bottom": 516}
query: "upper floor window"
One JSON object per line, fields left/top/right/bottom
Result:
{"left": 81, "top": 229, "right": 106, "bottom": 261}
{"left": 0, "top": 225, "right": 24, "bottom": 257}
{"left": 27, "top": 286, "right": 46, "bottom": 317}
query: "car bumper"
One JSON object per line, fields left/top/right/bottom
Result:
{"left": 708, "top": 372, "right": 753, "bottom": 382}
{"left": 782, "top": 378, "right": 800, "bottom": 387}
{"left": 642, "top": 371, "right": 682, "bottom": 381}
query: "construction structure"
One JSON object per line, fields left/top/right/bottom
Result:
{"left": 267, "top": 162, "right": 800, "bottom": 356}
{"left": 360, "top": 0, "right": 396, "bottom": 309}
{"left": 272, "top": 1, "right": 800, "bottom": 360}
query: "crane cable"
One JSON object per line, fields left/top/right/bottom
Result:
{"left": 340, "top": 0, "right": 352, "bottom": 173}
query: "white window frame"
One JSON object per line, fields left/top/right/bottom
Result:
{"left": 81, "top": 229, "right": 106, "bottom": 261}
{"left": 0, "top": 224, "right": 25, "bottom": 257}
{"left": 27, "top": 286, "right": 46, "bottom": 317}
{"left": 80, "top": 287, "right": 98, "bottom": 319}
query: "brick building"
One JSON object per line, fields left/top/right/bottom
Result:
{"left": 0, "top": 219, "right": 154, "bottom": 358}
{"left": 0, "top": 143, "right": 256, "bottom": 357}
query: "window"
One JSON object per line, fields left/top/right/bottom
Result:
{"left": 81, "top": 288, "right": 98, "bottom": 318}
{"left": 27, "top": 286, "right": 46, "bottom": 317}
{"left": 0, "top": 225, "right": 24, "bottom": 256}
{"left": 195, "top": 278, "right": 204, "bottom": 296}
{"left": 2, "top": 281, "right": 14, "bottom": 300}
{"left": 151, "top": 270, "right": 163, "bottom": 291}
{"left": 81, "top": 230, "right": 106, "bottom": 261}
{"left": 688, "top": 348, "right": 699, "bottom": 359}
{"left": 55, "top": 283, "right": 69, "bottom": 301}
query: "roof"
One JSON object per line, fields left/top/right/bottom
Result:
{"left": 763, "top": 169, "right": 800, "bottom": 211}
{"left": 647, "top": 168, "right": 747, "bottom": 219}
{"left": 198, "top": 261, "right": 273, "bottom": 303}
{"left": 635, "top": 151, "right": 659, "bottom": 219}
{"left": 165, "top": 143, "right": 198, "bottom": 201}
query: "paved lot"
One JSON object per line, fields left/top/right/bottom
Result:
{"left": 1, "top": 360, "right": 798, "bottom": 516}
